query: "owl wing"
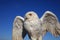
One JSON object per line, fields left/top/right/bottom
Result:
{"left": 40, "top": 11, "right": 60, "bottom": 37}
{"left": 12, "top": 16, "right": 27, "bottom": 40}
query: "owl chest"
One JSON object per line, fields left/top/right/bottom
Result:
{"left": 24, "top": 21, "right": 39, "bottom": 31}
{"left": 26, "top": 21, "right": 37, "bottom": 27}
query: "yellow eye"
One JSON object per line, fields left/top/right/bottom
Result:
{"left": 29, "top": 13, "right": 32, "bottom": 16}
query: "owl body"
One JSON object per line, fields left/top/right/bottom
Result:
{"left": 24, "top": 19, "right": 41, "bottom": 40}
{"left": 24, "top": 11, "right": 42, "bottom": 40}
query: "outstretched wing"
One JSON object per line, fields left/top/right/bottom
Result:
{"left": 12, "top": 16, "right": 27, "bottom": 40}
{"left": 40, "top": 11, "right": 60, "bottom": 37}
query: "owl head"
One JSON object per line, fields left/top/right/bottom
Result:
{"left": 25, "top": 11, "right": 39, "bottom": 20}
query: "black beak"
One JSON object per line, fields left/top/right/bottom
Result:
{"left": 25, "top": 18, "right": 28, "bottom": 20}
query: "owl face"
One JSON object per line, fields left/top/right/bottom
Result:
{"left": 25, "top": 11, "right": 39, "bottom": 20}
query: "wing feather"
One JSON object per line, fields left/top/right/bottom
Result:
{"left": 12, "top": 16, "right": 27, "bottom": 40}
{"left": 40, "top": 11, "right": 60, "bottom": 37}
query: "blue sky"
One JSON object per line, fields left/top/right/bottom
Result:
{"left": 0, "top": 0, "right": 60, "bottom": 40}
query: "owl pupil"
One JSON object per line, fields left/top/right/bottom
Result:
{"left": 29, "top": 14, "right": 32, "bottom": 16}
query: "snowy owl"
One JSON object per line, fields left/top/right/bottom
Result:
{"left": 12, "top": 11, "right": 60, "bottom": 40}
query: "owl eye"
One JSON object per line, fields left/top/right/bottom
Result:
{"left": 29, "top": 13, "right": 32, "bottom": 16}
